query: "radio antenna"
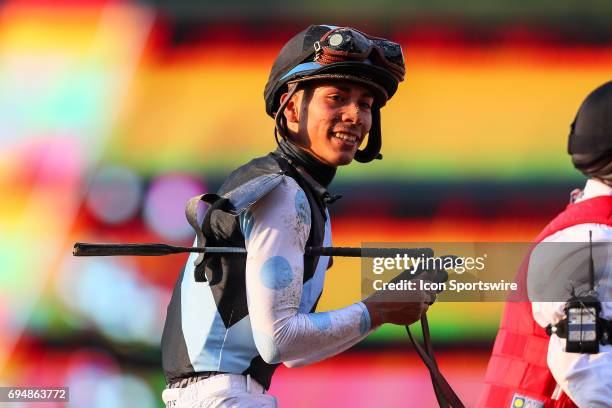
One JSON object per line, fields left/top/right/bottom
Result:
{"left": 589, "top": 230, "right": 595, "bottom": 291}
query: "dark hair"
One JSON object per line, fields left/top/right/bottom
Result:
{"left": 571, "top": 149, "right": 612, "bottom": 184}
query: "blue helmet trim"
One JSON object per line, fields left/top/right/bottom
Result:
{"left": 279, "top": 62, "right": 323, "bottom": 81}
{"left": 279, "top": 59, "right": 376, "bottom": 82}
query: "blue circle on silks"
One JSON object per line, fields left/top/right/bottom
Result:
{"left": 309, "top": 313, "right": 332, "bottom": 331}
{"left": 294, "top": 190, "right": 311, "bottom": 226}
{"left": 261, "top": 256, "right": 293, "bottom": 289}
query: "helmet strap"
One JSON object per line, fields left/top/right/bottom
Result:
{"left": 274, "top": 83, "right": 301, "bottom": 146}
{"left": 354, "top": 107, "right": 383, "bottom": 162}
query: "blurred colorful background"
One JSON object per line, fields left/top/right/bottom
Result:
{"left": 1, "top": 0, "right": 612, "bottom": 406}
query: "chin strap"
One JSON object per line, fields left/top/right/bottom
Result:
{"left": 354, "top": 107, "right": 382, "bottom": 162}
{"left": 274, "top": 84, "right": 300, "bottom": 144}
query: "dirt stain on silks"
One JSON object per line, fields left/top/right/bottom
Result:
{"left": 282, "top": 212, "right": 309, "bottom": 252}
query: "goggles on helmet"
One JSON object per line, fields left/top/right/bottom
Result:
{"left": 313, "top": 27, "right": 405, "bottom": 83}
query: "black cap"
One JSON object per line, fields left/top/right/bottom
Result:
{"left": 568, "top": 81, "right": 612, "bottom": 155}
{"left": 264, "top": 24, "right": 402, "bottom": 118}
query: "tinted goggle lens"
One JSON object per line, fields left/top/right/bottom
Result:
{"left": 319, "top": 28, "right": 404, "bottom": 70}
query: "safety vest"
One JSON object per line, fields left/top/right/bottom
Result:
{"left": 161, "top": 151, "right": 331, "bottom": 389}
{"left": 478, "top": 195, "right": 612, "bottom": 408}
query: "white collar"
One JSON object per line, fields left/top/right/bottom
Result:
{"left": 575, "top": 178, "right": 612, "bottom": 202}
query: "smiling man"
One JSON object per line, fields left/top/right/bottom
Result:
{"left": 281, "top": 81, "right": 374, "bottom": 165}
{"left": 160, "top": 25, "right": 433, "bottom": 407}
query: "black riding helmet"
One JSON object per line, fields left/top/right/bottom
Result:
{"left": 568, "top": 81, "right": 612, "bottom": 182}
{"left": 264, "top": 24, "right": 406, "bottom": 163}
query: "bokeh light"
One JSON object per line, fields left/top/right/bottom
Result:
{"left": 86, "top": 165, "right": 143, "bottom": 225}
{"left": 65, "top": 350, "right": 156, "bottom": 408}
{"left": 143, "top": 173, "right": 206, "bottom": 241}
{"left": 57, "top": 256, "right": 167, "bottom": 345}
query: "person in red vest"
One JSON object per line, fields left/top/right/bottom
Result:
{"left": 478, "top": 81, "right": 612, "bottom": 408}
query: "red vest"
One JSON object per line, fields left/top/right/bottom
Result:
{"left": 478, "top": 195, "right": 612, "bottom": 408}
